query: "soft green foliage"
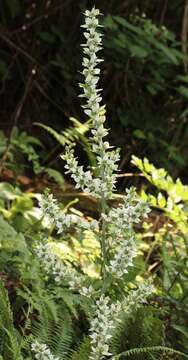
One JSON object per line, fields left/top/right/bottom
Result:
{"left": 0, "top": 127, "right": 43, "bottom": 174}
{"left": 0, "top": 182, "right": 40, "bottom": 229}
{"left": 35, "top": 119, "right": 90, "bottom": 147}
{"left": 111, "top": 307, "right": 165, "bottom": 357}
{"left": 132, "top": 155, "right": 188, "bottom": 233}
{"left": 0, "top": 280, "right": 23, "bottom": 360}
{"left": 112, "top": 346, "right": 188, "bottom": 359}
{"left": 31, "top": 295, "right": 74, "bottom": 359}
{"left": 1, "top": 1, "right": 187, "bottom": 177}
{"left": 35, "top": 118, "right": 96, "bottom": 168}
{"left": 70, "top": 339, "right": 91, "bottom": 360}
{"left": 103, "top": 11, "right": 188, "bottom": 170}
{"left": 0, "top": 128, "right": 65, "bottom": 188}
{"left": 132, "top": 155, "right": 188, "bottom": 353}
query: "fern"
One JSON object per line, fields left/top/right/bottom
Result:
{"left": 31, "top": 304, "right": 74, "bottom": 360}
{"left": 34, "top": 119, "right": 89, "bottom": 147}
{"left": 70, "top": 337, "right": 91, "bottom": 360}
{"left": 18, "top": 283, "right": 93, "bottom": 359}
{"left": 35, "top": 119, "right": 96, "bottom": 168}
{"left": 44, "top": 168, "right": 65, "bottom": 189}
{"left": 19, "top": 285, "right": 75, "bottom": 359}
{"left": 111, "top": 307, "right": 165, "bottom": 359}
{"left": 0, "top": 280, "right": 23, "bottom": 360}
{"left": 112, "top": 346, "right": 188, "bottom": 359}
{"left": 54, "top": 287, "right": 91, "bottom": 319}
{"left": 18, "top": 285, "right": 60, "bottom": 323}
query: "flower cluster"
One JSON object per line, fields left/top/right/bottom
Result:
{"left": 61, "top": 7, "right": 120, "bottom": 199}
{"left": 31, "top": 341, "right": 59, "bottom": 360}
{"left": 89, "top": 295, "right": 121, "bottom": 360}
{"left": 35, "top": 242, "right": 70, "bottom": 283}
{"left": 123, "top": 281, "right": 154, "bottom": 312}
{"left": 39, "top": 192, "right": 99, "bottom": 233}
{"left": 89, "top": 282, "right": 154, "bottom": 360}
{"left": 103, "top": 188, "right": 150, "bottom": 237}
{"left": 103, "top": 188, "right": 150, "bottom": 278}
{"left": 62, "top": 147, "right": 94, "bottom": 193}
{"left": 107, "top": 233, "right": 137, "bottom": 277}
{"left": 36, "top": 242, "right": 94, "bottom": 297}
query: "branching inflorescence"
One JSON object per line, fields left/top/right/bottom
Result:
{"left": 33, "top": 7, "right": 153, "bottom": 360}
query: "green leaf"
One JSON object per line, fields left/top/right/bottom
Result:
{"left": 114, "top": 16, "right": 143, "bottom": 35}
{"left": 0, "top": 182, "right": 21, "bottom": 200}
{"left": 0, "top": 216, "right": 26, "bottom": 252}
{"left": 0, "top": 279, "right": 23, "bottom": 359}
{"left": 112, "top": 346, "right": 188, "bottom": 359}
{"left": 103, "top": 15, "right": 118, "bottom": 30}
{"left": 157, "top": 193, "right": 166, "bottom": 208}
{"left": 177, "top": 86, "right": 188, "bottom": 98}
{"left": 148, "top": 194, "right": 157, "bottom": 207}
{"left": 71, "top": 337, "right": 91, "bottom": 360}
{"left": 176, "top": 74, "right": 188, "bottom": 83}
{"left": 172, "top": 325, "right": 188, "bottom": 340}
{"left": 45, "top": 168, "right": 65, "bottom": 189}
{"left": 130, "top": 45, "right": 148, "bottom": 58}
{"left": 180, "top": 107, "right": 188, "bottom": 118}
{"left": 133, "top": 130, "right": 146, "bottom": 139}
{"left": 155, "top": 43, "right": 179, "bottom": 65}
{"left": 146, "top": 84, "right": 158, "bottom": 95}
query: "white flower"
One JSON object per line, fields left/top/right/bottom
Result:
{"left": 59, "top": 7, "right": 120, "bottom": 199}
{"left": 35, "top": 243, "right": 68, "bottom": 283}
{"left": 39, "top": 192, "right": 99, "bottom": 233}
{"left": 36, "top": 242, "right": 95, "bottom": 298}
{"left": 107, "top": 234, "right": 137, "bottom": 277}
{"left": 31, "top": 341, "right": 59, "bottom": 360}
{"left": 89, "top": 295, "right": 122, "bottom": 360}
{"left": 79, "top": 285, "right": 95, "bottom": 297}
{"left": 101, "top": 187, "right": 150, "bottom": 279}
{"left": 122, "top": 282, "right": 154, "bottom": 312}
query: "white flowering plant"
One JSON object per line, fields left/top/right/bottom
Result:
{"left": 32, "top": 7, "right": 154, "bottom": 360}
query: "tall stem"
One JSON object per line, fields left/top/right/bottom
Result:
{"left": 100, "top": 196, "right": 107, "bottom": 282}
{"left": 100, "top": 158, "right": 108, "bottom": 291}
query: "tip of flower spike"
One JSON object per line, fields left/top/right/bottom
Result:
{"left": 84, "top": 8, "right": 101, "bottom": 18}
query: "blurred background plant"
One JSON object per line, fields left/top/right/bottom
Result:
{"left": 0, "top": 0, "right": 188, "bottom": 179}
{"left": 132, "top": 156, "right": 188, "bottom": 354}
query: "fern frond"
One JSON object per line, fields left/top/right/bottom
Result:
{"left": 112, "top": 346, "right": 188, "bottom": 359}
{"left": 4, "top": 329, "right": 23, "bottom": 360}
{"left": 34, "top": 120, "right": 89, "bottom": 147}
{"left": 70, "top": 337, "right": 91, "bottom": 360}
{"left": 32, "top": 311, "right": 73, "bottom": 360}
{"left": 55, "top": 287, "right": 92, "bottom": 320}
{"left": 18, "top": 286, "right": 59, "bottom": 323}
{"left": 110, "top": 307, "right": 165, "bottom": 359}
{"left": 34, "top": 120, "right": 96, "bottom": 167}
{"left": 0, "top": 280, "right": 23, "bottom": 360}
{"left": 18, "top": 285, "right": 72, "bottom": 358}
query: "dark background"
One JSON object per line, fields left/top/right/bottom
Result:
{"left": 0, "top": 0, "right": 187, "bottom": 181}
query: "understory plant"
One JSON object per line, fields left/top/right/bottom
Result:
{"left": 30, "top": 7, "right": 187, "bottom": 360}
{"left": 132, "top": 156, "right": 188, "bottom": 352}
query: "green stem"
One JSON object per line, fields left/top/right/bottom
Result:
{"left": 100, "top": 196, "right": 107, "bottom": 284}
